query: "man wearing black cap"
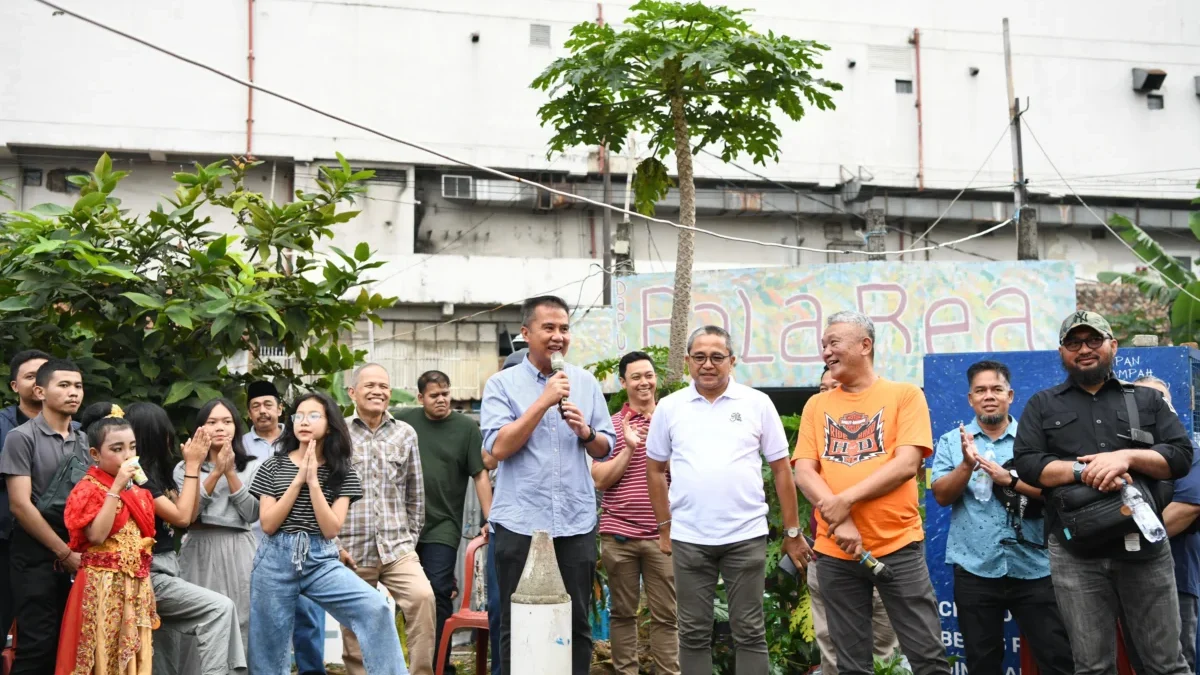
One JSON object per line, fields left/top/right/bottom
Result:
{"left": 243, "top": 380, "right": 327, "bottom": 675}
{"left": 1014, "top": 311, "right": 1194, "bottom": 675}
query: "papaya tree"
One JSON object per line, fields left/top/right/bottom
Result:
{"left": 533, "top": 0, "right": 841, "bottom": 381}
{"left": 0, "top": 153, "right": 394, "bottom": 429}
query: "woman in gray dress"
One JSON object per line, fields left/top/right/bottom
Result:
{"left": 175, "top": 397, "right": 263, "bottom": 668}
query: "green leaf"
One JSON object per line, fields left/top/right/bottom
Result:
{"left": 24, "top": 237, "right": 67, "bottom": 255}
{"left": 1106, "top": 214, "right": 1195, "bottom": 288}
{"left": 207, "top": 236, "right": 229, "bottom": 261}
{"left": 0, "top": 296, "right": 32, "bottom": 312}
{"left": 73, "top": 192, "right": 108, "bottom": 213}
{"left": 354, "top": 242, "right": 371, "bottom": 262}
{"left": 29, "top": 203, "right": 71, "bottom": 217}
{"left": 94, "top": 265, "right": 138, "bottom": 280}
{"left": 632, "top": 157, "right": 671, "bottom": 215}
{"left": 95, "top": 153, "right": 113, "bottom": 179}
{"left": 138, "top": 358, "right": 161, "bottom": 380}
{"left": 165, "top": 306, "right": 195, "bottom": 329}
{"left": 163, "top": 380, "right": 195, "bottom": 406}
{"left": 1169, "top": 281, "right": 1200, "bottom": 345}
{"left": 120, "top": 292, "right": 165, "bottom": 310}
{"left": 1189, "top": 210, "right": 1200, "bottom": 242}
{"left": 1096, "top": 271, "right": 1176, "bottom": 305}
{"left": 210, "top": 313, "right": 235, "bottom": 338}
{"left": 193, "top": 384, "right": 223, "bottom": 403}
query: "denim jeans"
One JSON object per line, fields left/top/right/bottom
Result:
{"left": 417, "top": 542, "right": 460, "bottom": 675}
{"left": 293, "top": 596, "right": 327, "bottom": 675}
{"left": 1048, "top": 536, "right": 1190, "bottom": 675}
{"left": 1122, "top": 593, "right": 1199, "bottom": 674}
{"left": 486, "top": 535, "right": 501, "bottom": 675}
{"left": 249, "top": 532, "right": 408, "bottom": 675}
{"left": 816, "top": 542, "right": 950, "bottom": 675}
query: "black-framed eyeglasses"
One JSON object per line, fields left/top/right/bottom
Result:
{"left": 688, "top": 353, "right": 731, "bottom": 366}
{"left": 1061, "top": 336, "right": 1107, "bottom": 352}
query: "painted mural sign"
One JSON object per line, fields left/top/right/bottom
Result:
{"left": 613, "top": 261, "right": 1077, "bottom": 387}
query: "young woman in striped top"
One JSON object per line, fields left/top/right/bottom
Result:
{"left": 247, "top": 391, "right": 407, "bottom": 675}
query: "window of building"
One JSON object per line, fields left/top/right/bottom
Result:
{"left": 1147, "top": 94, "right": 1164, "bottom": 110}
{"left": 46, "top": 168, "right": 87, "bottom": 194}
{"left": 895, "top": 79, "right": 914, "bottom": 94}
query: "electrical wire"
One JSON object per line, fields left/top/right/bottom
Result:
{"left": 1021, "top": 117, "right": 1200, "bottom": 307}
{"left": 33, "top": 0, "right": 1018, "bottom": 259}
{"left": 907, "top": 123, "right": 1010, "bottom": 249}
{"left": 376, "top": 263, "right": 613, "bottom": 343}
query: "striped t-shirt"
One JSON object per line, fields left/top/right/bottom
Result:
{"left": 598, "top": 405, "right": 661, "bottom": 540}
{"left": 249, "top": 454, "right": 363, "bottom": 535}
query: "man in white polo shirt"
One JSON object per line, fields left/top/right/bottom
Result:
{"left": 646, "top": 325, "right": 811, "bottom": 675}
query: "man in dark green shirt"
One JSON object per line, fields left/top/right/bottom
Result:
{"left": 396, "top": 370, "right": 493, "bottom": 675}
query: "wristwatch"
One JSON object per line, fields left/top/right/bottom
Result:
{"left": 1008, "top": 470, "right": 1019, "bottom": 489}
{"left": 1072, "top": 461, "right": 1086, "bottom": 483}
{"left": 785, "top": 527, "right": 801, "bottom": 538}
{"left": 581, "top": 426, "right": 597, "bottom": 444}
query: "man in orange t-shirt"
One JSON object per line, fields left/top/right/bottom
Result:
{"left": 793, "top": 311, "right": 949, "bottom": 675}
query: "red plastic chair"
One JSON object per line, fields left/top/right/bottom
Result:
{"left": 435, "top": 534, "right": 489, "bottom": 675}
{"left": 2, "top": 621, "right": 15, "bottom": 675}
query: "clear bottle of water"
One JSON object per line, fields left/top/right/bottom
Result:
{"left": 970, "top": 450, "right": 996, "bottom": 502}
{"left": 1122, "top": 482, "right": 1167, "bottom": 543}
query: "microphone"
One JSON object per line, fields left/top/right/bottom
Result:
{"left": 550, "top": 352, "right": 567, "bottom": 412}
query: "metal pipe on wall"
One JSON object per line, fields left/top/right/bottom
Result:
{"left": 245, "top": 0, "right": 256, "bottom": 159}
{"left": 910, "top": 28, "right": 924, "bottom": 190}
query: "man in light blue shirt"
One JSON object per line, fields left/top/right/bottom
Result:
{"left": 243, "top": 380, "right": 327, "bottom": 675}
{"left": 481, "top": 295, "right": 615, "bottom": 675}
{"left": 931, "top": 361, "right": 1073, "bottom": 675}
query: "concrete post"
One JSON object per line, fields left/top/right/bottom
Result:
{"left": 511, "top": 530, "right": 572, "bottom": 673}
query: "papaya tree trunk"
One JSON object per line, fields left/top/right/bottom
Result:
{"left": 666, "top": 92, "right": 695, "bottom": 383}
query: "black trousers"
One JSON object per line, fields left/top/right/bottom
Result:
{"left": 953, "top": 567, "right": 1075, "bottom": 675}
{"left": 10, "top": 527, "right": 72, "bottom": 675}
{"left": 0, "top": 538, "right": 12, "bottom": 640}
{"left": 417, "top": 542, "right": 460, "bottom": 674}
{"left": 493, "top": 523, "right": 595, "bottom": 675}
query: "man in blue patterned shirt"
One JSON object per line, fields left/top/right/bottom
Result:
{"left": 931, "top": 360, "right": 1073, "bottom": 675}
{"left": 481, "top": 295, "right": 616, "bottom": 675}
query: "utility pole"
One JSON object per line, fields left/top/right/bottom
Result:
{"left": 866, "top": 209, "right": 886, "bottom": 261}
{"left": 612, "top": 144, "right": 635, "bottom": 276}
{"left": 1004, "top": 18, "right": 1038, "bottom": 260}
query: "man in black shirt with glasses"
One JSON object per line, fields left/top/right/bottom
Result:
{"left": 1014, "top": 311, "right": 1193, "bottom": 675}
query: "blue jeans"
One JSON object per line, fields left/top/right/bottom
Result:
{"left": 294, "top": 596, "right": 327, "bottom": 675}
{"left": 250, "top": 532, "right": 407, "bottom": 675}
{"left": 487, "top": 536, "right": 501, "bottom": 675}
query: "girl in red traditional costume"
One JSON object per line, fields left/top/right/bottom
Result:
{"left": 55, "top": 405, "right": 159, "bottom": 675}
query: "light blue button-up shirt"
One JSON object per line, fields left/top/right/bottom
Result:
{"left": 481, "top": 355, "right": 616, "bottom": 538}
{"left": 931, "top": 417, "right": 1050, "bottom": 580}
{"left": 242, "top": 426, "right": 281, "bottom": 542}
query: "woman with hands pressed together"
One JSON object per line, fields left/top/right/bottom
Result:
{"left": 125, "top": 401, "right": 248, "bottom": 675}
{"left": 176, "top": 398, "right": 263, "bottom": 667}
{"left": 248, "top": 391, "right": 408, "bottom": 675}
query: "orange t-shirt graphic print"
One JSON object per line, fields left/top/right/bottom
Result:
{"left": 823, "top": 410, "right": 886, "bottom": 466}
{"left": 793, "top": 378, "right": 933, "bottom": 560}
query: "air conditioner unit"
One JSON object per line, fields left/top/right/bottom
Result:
{"left": 442, "top": 175, "right": 474, "bottom": 200}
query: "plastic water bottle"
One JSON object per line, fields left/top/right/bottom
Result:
{"left": 1121, "top": 481, "right": 1167, "bottom": 543}
{"left": 970, "top": 449, "right": 997, "bottom": 502}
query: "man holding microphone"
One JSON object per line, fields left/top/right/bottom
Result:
{"left": 480, "top": 295, "right": 615, "bottom": 675}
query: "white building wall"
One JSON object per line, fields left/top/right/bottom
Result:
{"left": 3, "top": 0, "right": 1198, "bottom": 199}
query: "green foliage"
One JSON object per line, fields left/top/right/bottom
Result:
{"left": 532, "top": 0, "right": 841, "bottom": 216}
{"left": 1097, "top": 203, "right": 1200, "bottom": 345}
{"left": 874, "top": 649, "right": 913, "bottom": 675}
{"left": 588, "top": 346, "right": 687, "bottom": 414}
{"left": 0, "top": 153, "right": 394, "bottom": 430}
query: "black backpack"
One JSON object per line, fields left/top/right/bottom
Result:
{"left": 34, "top": 438, "right": 91, "bottom": 538}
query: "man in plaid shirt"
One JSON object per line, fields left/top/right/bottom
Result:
{"left": 338, "top": 363, "right": 437, "bottom": 675}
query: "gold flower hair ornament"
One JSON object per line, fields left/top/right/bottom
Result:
{"left": 106, "top": 404, "right": 125, "bottom": 419}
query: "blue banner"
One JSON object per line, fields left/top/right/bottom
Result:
{"left": 922, "top": 347, "right": 1198, "bottom": 674}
